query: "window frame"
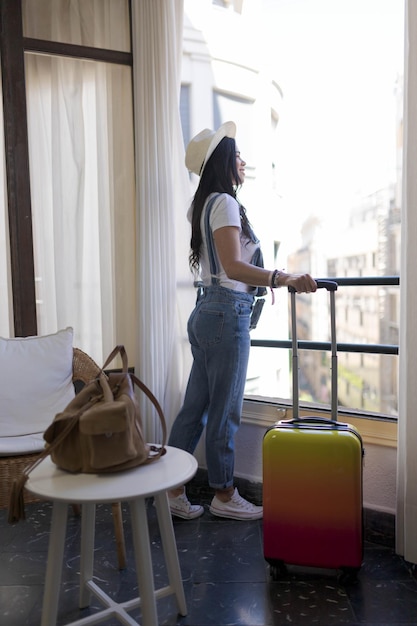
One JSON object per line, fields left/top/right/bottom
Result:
{"left": 0, "top": 0, "right": 132, "bottom": 337}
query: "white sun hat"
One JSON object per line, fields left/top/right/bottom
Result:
{"left": 185, "top": 121, "right": 236, "bottom": 176}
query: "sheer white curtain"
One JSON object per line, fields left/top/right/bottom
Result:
{"left": 396, "top": 0, "right": 417, "bottom": 565}
{"left": 23, "top": 0, "right": 136, "bottom": 364}
{"left": 131, "top": 0, "right": 192, "bottom": 440}
{"left": 23, "top": 0, "right": 192, "bottom": 439}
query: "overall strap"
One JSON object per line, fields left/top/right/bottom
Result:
{"left": 204, "top": 194, "right": 222, "bottom": 285}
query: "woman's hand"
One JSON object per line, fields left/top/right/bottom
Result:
{"left": 281, "top": 273, "right": 317, "bottom": 293}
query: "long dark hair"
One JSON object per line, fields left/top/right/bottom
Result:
{"left": 189, "top": 136, "right": 256, "bottom": 274}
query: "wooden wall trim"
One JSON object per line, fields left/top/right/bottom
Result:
{"left": 0, "top": 0, "right": 37, "bottom": 336}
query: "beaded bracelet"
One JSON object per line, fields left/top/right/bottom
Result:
{"left": 270, "top": 269, "right": 279, "bottom": 289}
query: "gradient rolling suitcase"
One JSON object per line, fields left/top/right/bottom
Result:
{"left": 263, "top": 280, "right": 364, "bottom": 582}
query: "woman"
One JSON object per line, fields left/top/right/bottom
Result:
{"left": 168, "top": 121, "right": 317, "bottom": 520}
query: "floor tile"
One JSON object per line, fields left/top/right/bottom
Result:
{"left": 2, "top": 498, "right": 417, "bottom": 626}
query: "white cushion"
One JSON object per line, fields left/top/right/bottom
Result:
{"left": 0, "top": 433, "right": 45, "bottom": 455}
{"left": 0, "top": 328, "right": 75, "bottom": 453}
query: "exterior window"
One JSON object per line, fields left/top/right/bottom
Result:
{"left": 180, "top": 84, "right": 191, "bottom": 149}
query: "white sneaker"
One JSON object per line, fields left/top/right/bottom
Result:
{"left": 209, "top": 488, "right": 263, "bottom": 520}
{"left": 168, "top": 493, "right": 204, "bottom": 520}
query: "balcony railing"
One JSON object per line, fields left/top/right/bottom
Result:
{"left": 251, "top": 276, "right": 400, "bottom": 356}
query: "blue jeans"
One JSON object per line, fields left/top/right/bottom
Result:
{"left": 168, "top": 285, "right": 254, "bottom": 489}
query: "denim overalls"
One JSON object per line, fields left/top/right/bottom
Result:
{"left": 168, "top": 197, "right": 255, "bottom": 489}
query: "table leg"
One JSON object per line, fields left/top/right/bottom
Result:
{"left": 129, "top": 498, "right": 158, "bottom": 626}
{"left": 112, "top": 502, "right": 127, "bottom": 569}
{"left": 41, "top": 501, "right": 68, "bottom": 626}
{"left": 79, "top": 503, "right": 96, "bottom": 608}
{"left": 154, "top": 492, "right": 187, "bottom": 616}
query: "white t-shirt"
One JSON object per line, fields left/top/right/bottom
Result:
{"left": 189, "top": 192, "right": 259, "bottom": 293}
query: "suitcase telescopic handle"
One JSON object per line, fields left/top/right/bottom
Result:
{"left": 288, "top": 279, "right": 338, "bottom": 293}
{"left": 289, "top": 278, "right": 338, "bottom": 421}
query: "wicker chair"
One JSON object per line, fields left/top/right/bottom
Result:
{"left": 0, "top": 347, "right": 126, "bottom": 569}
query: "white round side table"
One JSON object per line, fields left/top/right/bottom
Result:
{"left": 25, "top": 446, "right": 198, "bottom": 626}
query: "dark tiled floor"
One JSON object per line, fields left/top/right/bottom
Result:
{"left": 1, "top": 474, "right": 417, "bottom": 626}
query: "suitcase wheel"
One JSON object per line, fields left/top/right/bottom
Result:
{"left": 269, "top": 561, "right": 288, "bottom": 581}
